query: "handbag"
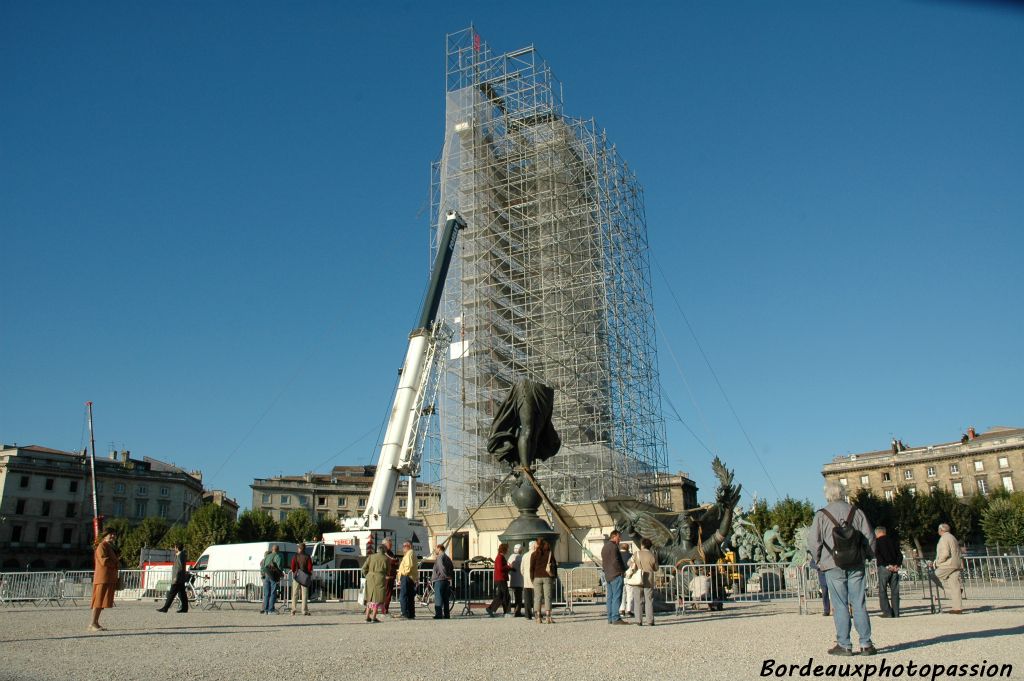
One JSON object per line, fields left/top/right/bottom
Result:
{"left": 625, "top": 558, "right": 644, "bottom": 587}
{"left": 294, "top": 569, "right": 312, "bottom": 588}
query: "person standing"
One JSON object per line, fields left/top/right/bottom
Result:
{"left": 431, "top": 543, "right": 455, "bottom": 619}
{"left": 630, "top": 538, "right": 657, "bottom": 626}
{"left": 261, "top": 544, "right": 285, "bottom": 615}
{"left": 619, "top": 541, "right": 634, "bottom": 618}
{"left": 380, "top": 538, "right": 398, "bottom": 616}
{"left": 933, "top": 523, "right": 963, "bottom": 614}
{"left": 521, "top": 540, "right": 536, "bottom": 621}
{"left": 290, "top": 542, "right": 313, "bottom": 616}
{"left": 808, "top": 556, "right": 831, "bottom": 616}
{"left": 508, "top": 544, "right": 525, "bottom": 617}
{"left": 807, "top": 480, "right": 877, "bottom": 656}
{"left": 89, "top": 530, "right": 120, "bottom": 632}
{"left": 362, "top": 545, "right": 389, "bottom": 623}
{"left": 486, "top": 543, "right": 512, "bottom": 617}
{"left": 397, "top": 541, "right": 418, "bottom": 619}
{"left": 157, "top": 542, "right": 189, "bottom": 614}
{"left": 530, "top": 537, "right": 557, "bottom": 624}
{"left": 873, "top": 527, "right": 902, "bottom": 618}
{"left": 601, "top": 530, "right": 628, "bottom": 625}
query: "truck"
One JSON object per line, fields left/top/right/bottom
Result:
{"left": 322, "top": 210, "right": 465, "bottom": 566}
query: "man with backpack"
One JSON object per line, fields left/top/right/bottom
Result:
{"left": 807, "top": 480, "right": 877, "bottom": 657}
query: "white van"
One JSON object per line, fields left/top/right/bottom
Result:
{"left": 191, "top": 541, "right": 337, "bottom": 601}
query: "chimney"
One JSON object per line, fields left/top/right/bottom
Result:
{"left": 120, "top": 450, "right": 130, "bottom": 463}
{"left": 109, "top": 450, "right": 117, "bottom": 460}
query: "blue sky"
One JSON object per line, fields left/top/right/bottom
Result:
{"left": 2, "top": 1, "right": 1022, "bottom": 512}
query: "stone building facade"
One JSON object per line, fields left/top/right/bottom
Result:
{"left": 0, "top": 444, "right": 204, "bottom": 570}
{"left": 822, "top": 426, "right": 1023, "bottom": 502}
{"left": 251, "top": 465, "right": 441, "bottom": 524}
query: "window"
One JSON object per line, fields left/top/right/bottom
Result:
{"left": 337, "top": 497, "right": 347, "bottom": 507}
{"left": 1003, "top": 476, "right": 1015, "bottom": 493}
{"left": 19, "top": 475, "right": 29, "bottom": 488}
{"left": 977, "top": 478, "right": 988, "bottom": 495}
{"left": 357, "top": 498, "right": 366, "bottom": 508}
{"left": 15, "top": 499, "right": 26, "bottom": 514}
{"left": 399, "top": 498, "right": 407, "bottom": 508}
{"left": 950, "top": 464, "right": 960, "bottom": 475}
{"left": 952, "top": 482, "right": 964, "bottom": 498}
{"left": 884, "top": 490, "right": 894, "bottom": 501}
{"left": 44, "top": 478, "right": 54, "bottom": 491}
{"left": 115, "top": 482, "right": 125, "bottom": 493}
{"left": 839, "top": 478, "right": 848, "bottom": 487}
{"left": 96, "top": 481, "right": 104, "bottom": 493}
{"left": 882, "top": 472, "right": 892, "bottom": 482}
{"left": 41, "top": 501, "right": 51, "bottom": 517}
{"left": 62, "top": 528, "right": 73, "bottom": 545}
{"left": 135, "top": 499, "right": 148, "bottom": 517}
{"left": 998, "top": 457, "right": 1009, "bottom": 469}
{"left": 137, "top": 485, "right": 148, "bottom": 495}
{"left": 69, "top": 480, "right": 78, "bottom": 493}
{"left": 297, "top": 496, "right": 307, "bottom": 506}
{"left": 160, "top": 486, "right": 169, "bottom": 497}
{"left": 37, "top": 527, "right": 48, "bottom": 544}
{"left": 158, "top": 500, "right": 170, "bottom": 518}
{"left": 65, "top": 503, "right": 76, "bottom": 518}
{"left": 903, "top": 470, "right": 913, "bottom": 480}
{"left": 280, "top": 495, "right": 290, "bottom": 505}
{"left": 860, "top": 475, "right": 869, "bottom": 486}
{"left": 262, "top": 494, "right": 271, "bottom": 504}
{"left": 279, "top": 511, "right": 287, "bottom": 521}
{"left": 11, "top": 526, "right": 22, "bottom": 542}
{"left": 318, "top": 496, "right": 328, "bottom": 507}
{"left": 418, "top": 498, "right": 428, "bottom": 509}
{"left": 927, "top": 466, "right": 936, "bottom": 477}
{"left": 113, "top": 500, "right": 125, "bottom": 516}
{"left": 973, "top": 461, "right": 984, "bottom": 472}
{"left": 907, "top": 487, "right": 917, "bottom": 496}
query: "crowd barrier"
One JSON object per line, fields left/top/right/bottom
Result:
{"left": 4, "top": 555, "right": 1020, "bottom": 612}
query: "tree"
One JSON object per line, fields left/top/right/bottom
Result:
{"left": 770, "top": 497, "right": 814, "bottom": 544}
{"left": 121, "top": 517, "right": 170, "bottom": 567}
{"left": 892, "top": 487, "right": 938, "bottom": 556}
{"left": 279, "top": 509, "right": 318, "bottom": 543}
{"left": 316, "top": 515, "right": 341, "bottom": 537}
{"left": 185, "top": 503, "right": 235, "bottom": 558}
{"left": 747, "top": 498, "right": 773, "bottom": 535}
{"left": 850, "top": 489, "right": 895, "bottom": 532}
{"left": 930, "top": 489, "right": 975, "bottom": 541}
{"left": 981, "top": 497, "right": 1024, "bottom": 548}
{"left": 236, "top": 509, "right": 280, "bottom": 543}
{"left": 161, "top": 525, "right": 189, "bottom": 552}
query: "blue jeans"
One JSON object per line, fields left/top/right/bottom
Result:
{"left": 399, "top": 575, "right": 416, "bottom": 618}
{"left": 818, "top": 570, "right": 830, "bottom": 614}
{"left": 262, "top": 578, "right": 279, "bottom": 613}
{"left": 606, "top": 575, "right": 624, "bottom": 622}
{"left": 824, "top": 567, "right": 873, "bottom": 650}
{"left": 433, "top": 579, "right": 451, "bottom": 618}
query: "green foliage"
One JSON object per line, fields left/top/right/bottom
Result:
{"left": 121, "top": 517, "right": 170, "bottom": 567}
{"left": 236, "top": 509, "right": 280, "bottom": 543}
{"left": 892, "top": 487, "right": 938, "bottom": 552}
{"left": 769, "top": 496, "right": 815, "bottom": 544}
{"left": 747, "top": 499, "right": 773, "bottom": 535}
{"left": 850, "top": 489, "right": 895, "bottom": 531}
{"left": 981, "top": 497, "right": 1024, "bottom": 547}
{"left": 185, "top": 503, "right": 235, "bottom": 558}
{"left": 162, "top": 525, "right": 189, "bottom": 552}
{"left": 279, "top": 509, "right": 318, "bottom": 543}
{"left": 316, "top": 515, "right": 341, "bottom": 536}
{"left": 929, "top": 489, "right": 975, "bottom": 540}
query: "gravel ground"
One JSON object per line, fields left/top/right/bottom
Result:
{"left": 1, "top": 599, "right": 1022, "bottom": 681}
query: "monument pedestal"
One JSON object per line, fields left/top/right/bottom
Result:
{"left": 499, "top": 475, "right": 559, "bottom": 551}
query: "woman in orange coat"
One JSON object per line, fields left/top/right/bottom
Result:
{"left": 90, "top": 530, "right": 120, "bottom": 632}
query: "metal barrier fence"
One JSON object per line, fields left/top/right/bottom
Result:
{"left": 678, "top": 562, "right": 805, "bottom": 614}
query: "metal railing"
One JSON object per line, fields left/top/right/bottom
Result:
{"left": 678, "top": 562, "right": 805, "bottom": 614}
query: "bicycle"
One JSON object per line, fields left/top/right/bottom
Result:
{"left": 185, "top": 573, "right": 219, "bottom": 610}
{"left": 416, "top": 578, "right": 456, "bottom": 614}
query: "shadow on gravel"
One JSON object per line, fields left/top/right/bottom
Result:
{"left": 882, "top": 625, "right": 1024, "bottom": 653}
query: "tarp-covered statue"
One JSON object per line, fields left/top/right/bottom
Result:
{"left": 486, "top": 379, "right": 561, "bottom": 471}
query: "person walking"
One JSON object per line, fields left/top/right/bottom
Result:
{"left": 380, "top": 538, "right": 398, "bottom": 616}
{"left": 431, "top": 543, "right": 455, "bottom": 619}
{"left": 630, "top": 538, "right": 657, "bottom": 626}
{"left": 521, "top": 540, "right": 536, "bottom": 621}
{"left": 89, "top": 530, "right": 120, "bottom": 632}
{"left": 362, "top": 544, "right": 389, "bottom": 623}
{"left": 530, "top": 537, "right": 557, "bottom": 624}
{"left": 619, "top": 541, "right": 634, "bottom": 618}
{"left": 601, "top": 530, "right": 628, "bottom": 625}
{"left": 874, "top": 527, "right": 902, "bottom": 618}
{"left": 290, "top": 542, "right": 313, "bottom": 616}
{"left": 486, "top": 543, "right": 512, "bottom": 617}
{"left": 933, "top": 523, "right": 963, "bottom": 614}
{"left": 397, "top": 540, "right": 418, "bottom": 619}
{"left": 807, "top": 480, "right": 877, "bottom": 656}
{"left": 508, "top": 544, "right": 525, "bottom": 617}
{"left": 261, "top": 544, "right": 285, "bottom": 615}
{"left": 157, "top": 542, "right": 189, "bottom": 614}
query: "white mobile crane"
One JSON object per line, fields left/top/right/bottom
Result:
{"left": 321, "top": 211, "right": 465, "bottom": 566}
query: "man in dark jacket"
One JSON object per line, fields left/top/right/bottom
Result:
{"left": 874, "top": 526, "right": 902, "bottom": 618}
{"left": 602, "top": 530, "right": 628, "bottom": 625}
{"left": 431, "top": 544, "right": 455, "bottom": 619}
{"left": 807, "top": 481, "right": 877, "bottom": 656}
{"left": 157, "top": 543, "right": 189, "bottom": 613}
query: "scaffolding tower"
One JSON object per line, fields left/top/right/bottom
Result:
{"left": 424, "top": 27, "right": 669, "bottom": 524}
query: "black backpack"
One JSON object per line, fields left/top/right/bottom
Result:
{"left": 820, "top": 507, "right": 866, "bottom": 569}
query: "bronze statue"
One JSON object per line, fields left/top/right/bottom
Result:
{"left": 614, "top": 457, "right": 742, "bottom": 566}
{"left": 487, "top": 379, "right": 561, "bottom": 471}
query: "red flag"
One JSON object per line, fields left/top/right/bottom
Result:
{"left": 473, "top": 33, "right": 480, "bottom": 52}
